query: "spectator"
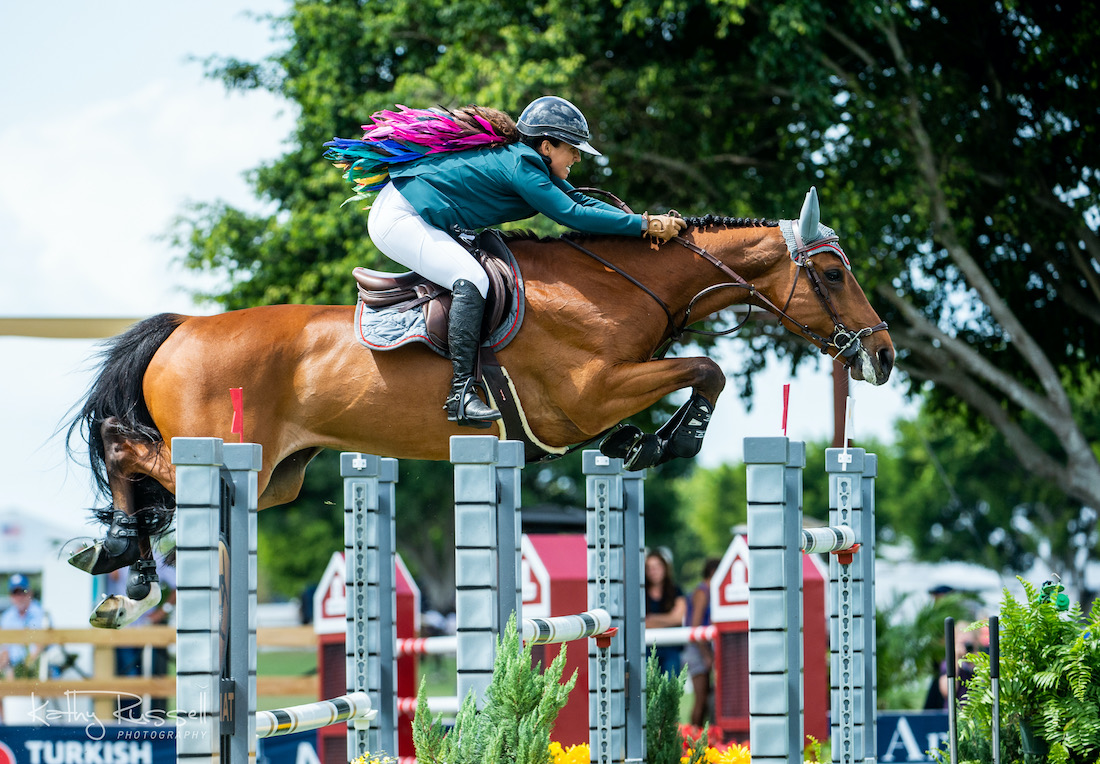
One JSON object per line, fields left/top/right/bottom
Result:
{"left": 102, "top": 555, "right": 176, "bottom": 717}
{"left": 683, "top": 557, "right": 721, "bottom": 728}
{"left": 0, "top": 574, "right": 46, "bottom": 679}
{"left": 644, "top": 548, "right": 687, "bottom": 676}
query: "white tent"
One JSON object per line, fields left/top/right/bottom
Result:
{"left": 0, "top": 510, "right": 85, "bottom": 576}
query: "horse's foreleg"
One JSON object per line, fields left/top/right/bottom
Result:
{"left": 653, "top": 391, "right": 715, "bottom": 460}
{"left": 590, "top": 357, "right": 725, "bottom": 470}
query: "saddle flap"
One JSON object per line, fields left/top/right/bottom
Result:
{"left": 425, "top": 293, "right": 451, "bottom": 349}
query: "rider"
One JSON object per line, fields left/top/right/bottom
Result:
{"left": 328, "top": 96, "right": 687, "bottom": 427}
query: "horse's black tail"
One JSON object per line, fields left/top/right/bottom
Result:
{"left": 67, "top": 313, "right": 186, "bottom": 504}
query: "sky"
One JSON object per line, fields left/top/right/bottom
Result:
{"left": 0, "top": 1, "right": 917, "bottom": 538}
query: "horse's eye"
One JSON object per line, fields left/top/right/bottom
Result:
{"left": 825, "top": 269, "right": 844, "bottom": 283}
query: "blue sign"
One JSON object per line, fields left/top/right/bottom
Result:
{"left": 878, "top": 711, "right": 950, "bottom": 763}
{"left": 0, "top": 726, "right": 317, "bottom": 764}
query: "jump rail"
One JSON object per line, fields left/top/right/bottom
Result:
{"left": 256, "top": 692, "right": 375, "bottom": 739}
{"left": 392, "top": 622, "right": 709, "bottom": 657}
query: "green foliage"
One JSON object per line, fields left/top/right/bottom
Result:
{"left": 875, "top": 402, "right": 1100, "bottom": 593}
{"left": 681, "top": 726, "right": 710, "bottom": 764}
{"left": 646, "top": 648, "right": 691, "bottom": 764}
{"left": 411, "top": 615, "right": 576, "bottom": 764}
{"left": 804, "top": 735, "right": 827, "bottom": 762}
{"left": 256, "top": 450, "right": 343, "bottom": 600}
{"left": 949, "top": 580, "right": 1100, "bottom": 764}
{"left": 875, "top": 592, "right": 979, "bottom": 710}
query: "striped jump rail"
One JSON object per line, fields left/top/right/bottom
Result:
{"left": 395, "top": 609, "right": 615, "bottom": 656}
{"left": 395, "top": 617, "right": 713, "bottom": 656}
{"left": 256, "top": 692, "right": 376, "bottom": 738}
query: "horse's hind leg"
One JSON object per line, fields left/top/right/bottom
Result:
{"left": 69, "top": 418, "right": 173, "bottom": 628}
{"left": 69, "top": 418, "right": 171, "bottom": 572}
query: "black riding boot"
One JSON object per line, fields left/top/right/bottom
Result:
{"left": 444, "top": 279, "right": 501, "bottom": 427}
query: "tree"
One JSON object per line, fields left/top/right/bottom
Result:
{"left": 792, "top": 0, "right": 1100, "bottom": 515}
{"left": 877, "top": 404, "right": 1099, "bottom": 602}
{"left": 181, "top": 0, "right": 1100, "bottom": 582}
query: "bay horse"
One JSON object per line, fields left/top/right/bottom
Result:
{"left": 69, "top": 188, "right": 893, "bottom": 627}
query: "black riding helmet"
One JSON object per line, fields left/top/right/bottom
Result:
{"left": 516, "top": 96, "right": 601, "bottom": 156}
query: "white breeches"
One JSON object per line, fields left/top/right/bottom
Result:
{"left": 367, "top": 182, "right": 489, "bottom": 297}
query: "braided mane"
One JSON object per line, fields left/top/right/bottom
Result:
{"left": 498, "top": 214, "right": 780, "bottom": 244}
{"left": 683, "top": 215, "right": 778, "bottom": 229}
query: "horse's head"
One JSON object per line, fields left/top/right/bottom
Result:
{"left": 764, "top": 187, "right": 895, "bottom": 385}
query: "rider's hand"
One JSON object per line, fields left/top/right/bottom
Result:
{"left": 644, "top": 213, "right": 688, "bottom": 242}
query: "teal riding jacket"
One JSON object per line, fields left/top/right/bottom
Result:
{"left": 389, "top": 143, "right": 645, "bottom": 236}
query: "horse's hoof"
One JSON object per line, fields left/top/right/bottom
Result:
{"left": 68, "top": 542, "right": 107, "bottom": 574}
{"left": 624, "top": 434, "right": 663, "bottom": 471}
{"left": 89, "top": 583, "right": 161, "bottom": 629}
{"left": 600, "top": 425, "right": 643, "bottom": 459}
{"left": 68, "top": 538, "right": 141, "bottom": 575}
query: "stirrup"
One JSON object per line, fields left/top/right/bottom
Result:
{"left": 446, "top": 379, "right": 500, "bottom": 428}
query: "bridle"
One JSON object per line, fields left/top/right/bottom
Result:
{"left": 564, "top": 188, "right": 888, "bottom": 367}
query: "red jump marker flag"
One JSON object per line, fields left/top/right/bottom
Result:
{"left": 781, "top": 383, "right": 791, "bottom": 437}
{"left": 230, "top": 387, "right": 244, "bottom": 443}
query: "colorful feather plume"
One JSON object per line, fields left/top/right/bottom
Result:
{"left": 324, "top": 105, "right": 516, "bottom": 204}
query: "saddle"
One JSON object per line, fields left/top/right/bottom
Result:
{"left": 352, "top": 229, "right": 519, "bottom": 354}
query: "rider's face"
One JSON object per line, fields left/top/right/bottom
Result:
{"left": 542, "top": 140, "right": 581, "bottom": 180}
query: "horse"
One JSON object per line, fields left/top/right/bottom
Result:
{"left": 68, "top": 187, "right": 894, "bottom": 627}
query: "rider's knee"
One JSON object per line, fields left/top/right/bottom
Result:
{"left": 453, "top": 270, "right": 490, "bottom": 298}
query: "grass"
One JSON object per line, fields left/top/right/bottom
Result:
{"left": 256, "top": 648, "right": 318, "bottom": 711}
{"left": 418, "top": 654, "right": 458, "bottom": 698}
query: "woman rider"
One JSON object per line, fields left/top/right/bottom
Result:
{"left": 327, "top": 96, "right": 687, "bottom": 427}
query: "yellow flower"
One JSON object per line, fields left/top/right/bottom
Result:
{"left": 716, "top": 743, "right": 752, "bottom": 764}
{"left": 349, "top": 755, "right": 397, "bottom": 764}
{"left": 681, "top": 744, "right": 752, "bottom": 764}
{"left": 549, "top": 741, "right": 591, "bottom": 764}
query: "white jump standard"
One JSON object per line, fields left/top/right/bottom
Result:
{"left": 745, "top": 437, "right": 878, "bottom": 764}
{"left": 341, "top": 451, "right": 399, "bottom": 759}
{"left": 173, "top": 438, "right": 375, "bottom": 764}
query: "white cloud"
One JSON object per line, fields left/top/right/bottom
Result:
{"left": 0, "top": 79, "right": 292, "bottom": 316}
{"left": 0, "top": 1, "right": 294, "bottom": 529}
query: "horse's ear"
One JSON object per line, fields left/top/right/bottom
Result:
{"left": 798, "top": 186, "right": 820, "bottom": 243}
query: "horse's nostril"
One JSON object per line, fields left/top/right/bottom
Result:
{"left": 878, "top": 347, "right": 895, "bottom": 376}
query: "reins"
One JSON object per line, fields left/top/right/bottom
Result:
{"left": 563, "top": 187, "right": 887, "bottom": 366}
